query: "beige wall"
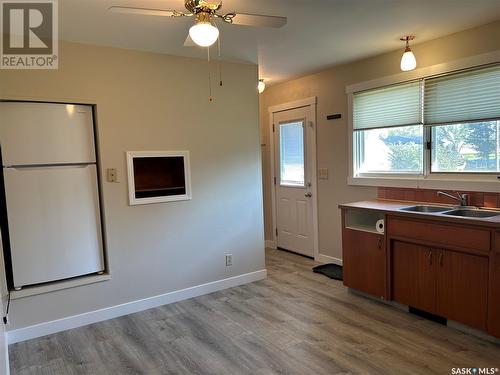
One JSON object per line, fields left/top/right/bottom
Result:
{"left": 260, "top": 21, "right": 500, "bottom": 261}
{"left": 0, "top": 41, "right": 264, "bottom": 330}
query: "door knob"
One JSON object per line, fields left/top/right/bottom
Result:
{"left": 305, "top": 192, "right": 312, "bottom": 197}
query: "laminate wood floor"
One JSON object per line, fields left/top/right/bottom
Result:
{"left": 9, "top": 248, "right": 500, "bottom": 374}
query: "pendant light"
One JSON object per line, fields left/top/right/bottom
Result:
{"left": 258, "top": 79, "right": 266, "bottom": 94}
{"left": 400, "top": 35, "right": 416, "bottom": 72}
{"left": 189, "top": 12, "right": 219, "bottom": 47}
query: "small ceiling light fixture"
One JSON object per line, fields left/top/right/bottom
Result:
{"left": 189, "top": 12, "right": 219, "bottom": 47}
{"left": 258, "top": 79, "right": 266, "bottom": 94}
{"left": 400, "top": 35, "right": 417, "bottom": 71}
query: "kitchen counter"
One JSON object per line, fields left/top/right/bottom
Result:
{"left": 339, "top": 199, "right": 500, "bottom": 228}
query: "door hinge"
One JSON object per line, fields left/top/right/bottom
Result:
{"left": 272, "top": 124, "right": 275, "bottom": 132}
{"left": 426, "top": 141, "right": 432, "bottom": 150}
{"left": 276, "top": 228, "right": 278, "bottom": 236}
{"left": 274, "top": 176, "right": 276, "bottom": 185}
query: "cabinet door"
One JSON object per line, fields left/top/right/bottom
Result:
{"left": 488, "top": 253, "right": 500, "bottom": 338}
{"left": 437, "top": 250, "right": 488, "bottom": 331}
{"left": 342, "top": 228, "right": 386, "bottom": 298}
{"left": 392, "top": 241, "right": 437, "bottom": 314}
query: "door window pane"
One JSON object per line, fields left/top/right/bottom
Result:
{"left": 355, "top": 125, "right": 424, "bottom": 174}
{"left": 431, "top": 121, "right": 500, "bottom": 173}
{"left": 280, "top": 121, "right": 305, "bottom": 186}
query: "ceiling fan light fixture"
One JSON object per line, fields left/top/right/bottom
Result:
{"left": 189, "top": 12, "right": 219, "bottom": 47}
{"left": 257, "top": 79, "right": 266, "bottom": 94}
{"left": 400, "top": 35, "right": 416, "bottom": 72}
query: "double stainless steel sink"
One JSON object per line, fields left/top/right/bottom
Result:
{"left": 400, "top": 205, "right": 500, "bottom": 218}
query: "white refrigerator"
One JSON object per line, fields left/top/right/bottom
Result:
{"left": 0, "top": 102, "right": 104, "bottom": 289}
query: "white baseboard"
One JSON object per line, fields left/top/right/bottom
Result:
{"left": 8, "top": 269, "right": 267, "bottom": 345}
{"left": 316, "top": 254, "right": 343, "bottom": 266}
{"left": 265, "top": 240, "right": 276, "bottom": 249}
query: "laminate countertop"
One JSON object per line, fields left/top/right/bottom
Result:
{"left": 339, "top": 199, "right": 500, "bottom": 229}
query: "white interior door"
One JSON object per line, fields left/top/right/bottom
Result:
{"left": 274, "top": 106, "right": 314, "bottom": 257}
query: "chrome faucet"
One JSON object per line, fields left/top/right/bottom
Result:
{"left": 437, "top": 191, "right": 470, "bottom": 207}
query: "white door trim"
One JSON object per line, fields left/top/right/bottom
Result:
{"left": 268, "top": 97, "right": 319, "bottom": 261}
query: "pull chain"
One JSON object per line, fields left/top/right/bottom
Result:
{"left": 218, "top": 34, "right": 222, "bottom": 86}
{"left": 207, "top": 46, "right": 213, "bottom": 102}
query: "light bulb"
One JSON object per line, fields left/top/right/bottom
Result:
{"left": 400, "top": 50, "right": 417, "bottom": 71}
{"left": 258, "top": 80, "right": 266, "bottom": 94}
{"left": 399, "top": 36, "right": 417, "bottom": 71}
{"left": 189, "top": 22, "right": 219, "bottom": 47}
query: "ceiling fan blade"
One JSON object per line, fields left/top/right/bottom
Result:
{"left": 227, "top": 13, "right": 287, "bottom": 28}
{"left": 184, "top": 34, "right": 196, "bottom": 47}
{"left": 108, "top": 6, "right": 181, "bottom": 17}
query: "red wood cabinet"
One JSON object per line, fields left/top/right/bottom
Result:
{"left": 392, "top": 241, "right": 437, "bottom": 314}
{"left": 437, "top": 250, "right": 488, "bottom": 331}
{"left": 489, "top": 252, "right": 500, "bottom": 337}
{"left": 391, "top": 241, "right": 488, "bottom": 330}
{"left": 342, "top": 210, "right": 499, "bottom": 338}
{"left": 342, "top": 228, "right": 386, "bottom": 299}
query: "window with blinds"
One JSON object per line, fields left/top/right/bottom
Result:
{"left": 353, "top": 81, "right": 422, "bottom": 130}
{"left": 424, "top": 65, "right": 500, "bottom": 125}
{"left": 352, "top": 63, "right": 500, "bottom": 176}
{"left": 353, "top": 81, "right": 424, "bottom": 174}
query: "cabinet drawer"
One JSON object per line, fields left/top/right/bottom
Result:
{"left": 387, "top": 217, "right": 490, "bottom": 254}
{"left": 495, "top": 232, "right": 500, "bottom": 253}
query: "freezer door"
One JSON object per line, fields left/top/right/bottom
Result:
{"left": 0, "top": 102, "right": 96, "bottom": 166}
{"left": 4, "top": 164, "right": 104, "bottom": 287}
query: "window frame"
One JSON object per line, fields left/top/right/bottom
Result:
{"left": 428, "top": 120, "right": 500, "bottom": 176}
{"left": 346, "top": 52, "right": 500, "bottom": 191}
{"left": 353, "top": 124, "right": 425, "bottom": 178}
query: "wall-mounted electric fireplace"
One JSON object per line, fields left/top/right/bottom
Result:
{"left": 126, "top": 151, "right": 192, "bottom": 205}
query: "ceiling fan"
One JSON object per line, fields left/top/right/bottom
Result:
{"left": 109, "top": 0, "right": 287, "bottom": 47}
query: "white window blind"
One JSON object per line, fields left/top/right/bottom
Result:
{"left": 424, "top": 64, "right": 500, "bottom": 125}
{"left": 353, "top": 81, "right": 422, "bottom": 130}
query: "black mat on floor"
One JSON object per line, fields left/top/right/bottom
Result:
{"left": 313, "top": 264, "right": 343, "bottom": 281}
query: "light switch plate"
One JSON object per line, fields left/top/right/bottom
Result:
{"left": 318, "top": 168, "right": 328, "bottom": 180}
{"left": 107, "top": 168, "right": 118, "bottom": 183}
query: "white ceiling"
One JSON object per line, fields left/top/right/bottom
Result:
{"left": 59, "top": 0, "right": 500, "bottom": 84}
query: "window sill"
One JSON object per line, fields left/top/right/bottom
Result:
{"left": 11, "top": 273, "right": 111, "bottom": 300}
{"left": 348, "top": 175, "right": 500, "bottom": 193}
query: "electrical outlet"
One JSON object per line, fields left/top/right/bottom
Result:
{"left": 225, "top": 254, "right": 233, "bottom": 267}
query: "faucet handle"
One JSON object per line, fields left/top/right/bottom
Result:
{"left": 460, "top": 193, "right": 470, "bottom": 206}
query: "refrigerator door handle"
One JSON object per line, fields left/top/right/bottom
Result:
{"left": 6, "top": 163, "right": 95, "bottom": 170}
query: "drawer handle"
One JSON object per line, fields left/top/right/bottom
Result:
{"left": 428, "top": 250, "right": 433, "bottom": 265}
